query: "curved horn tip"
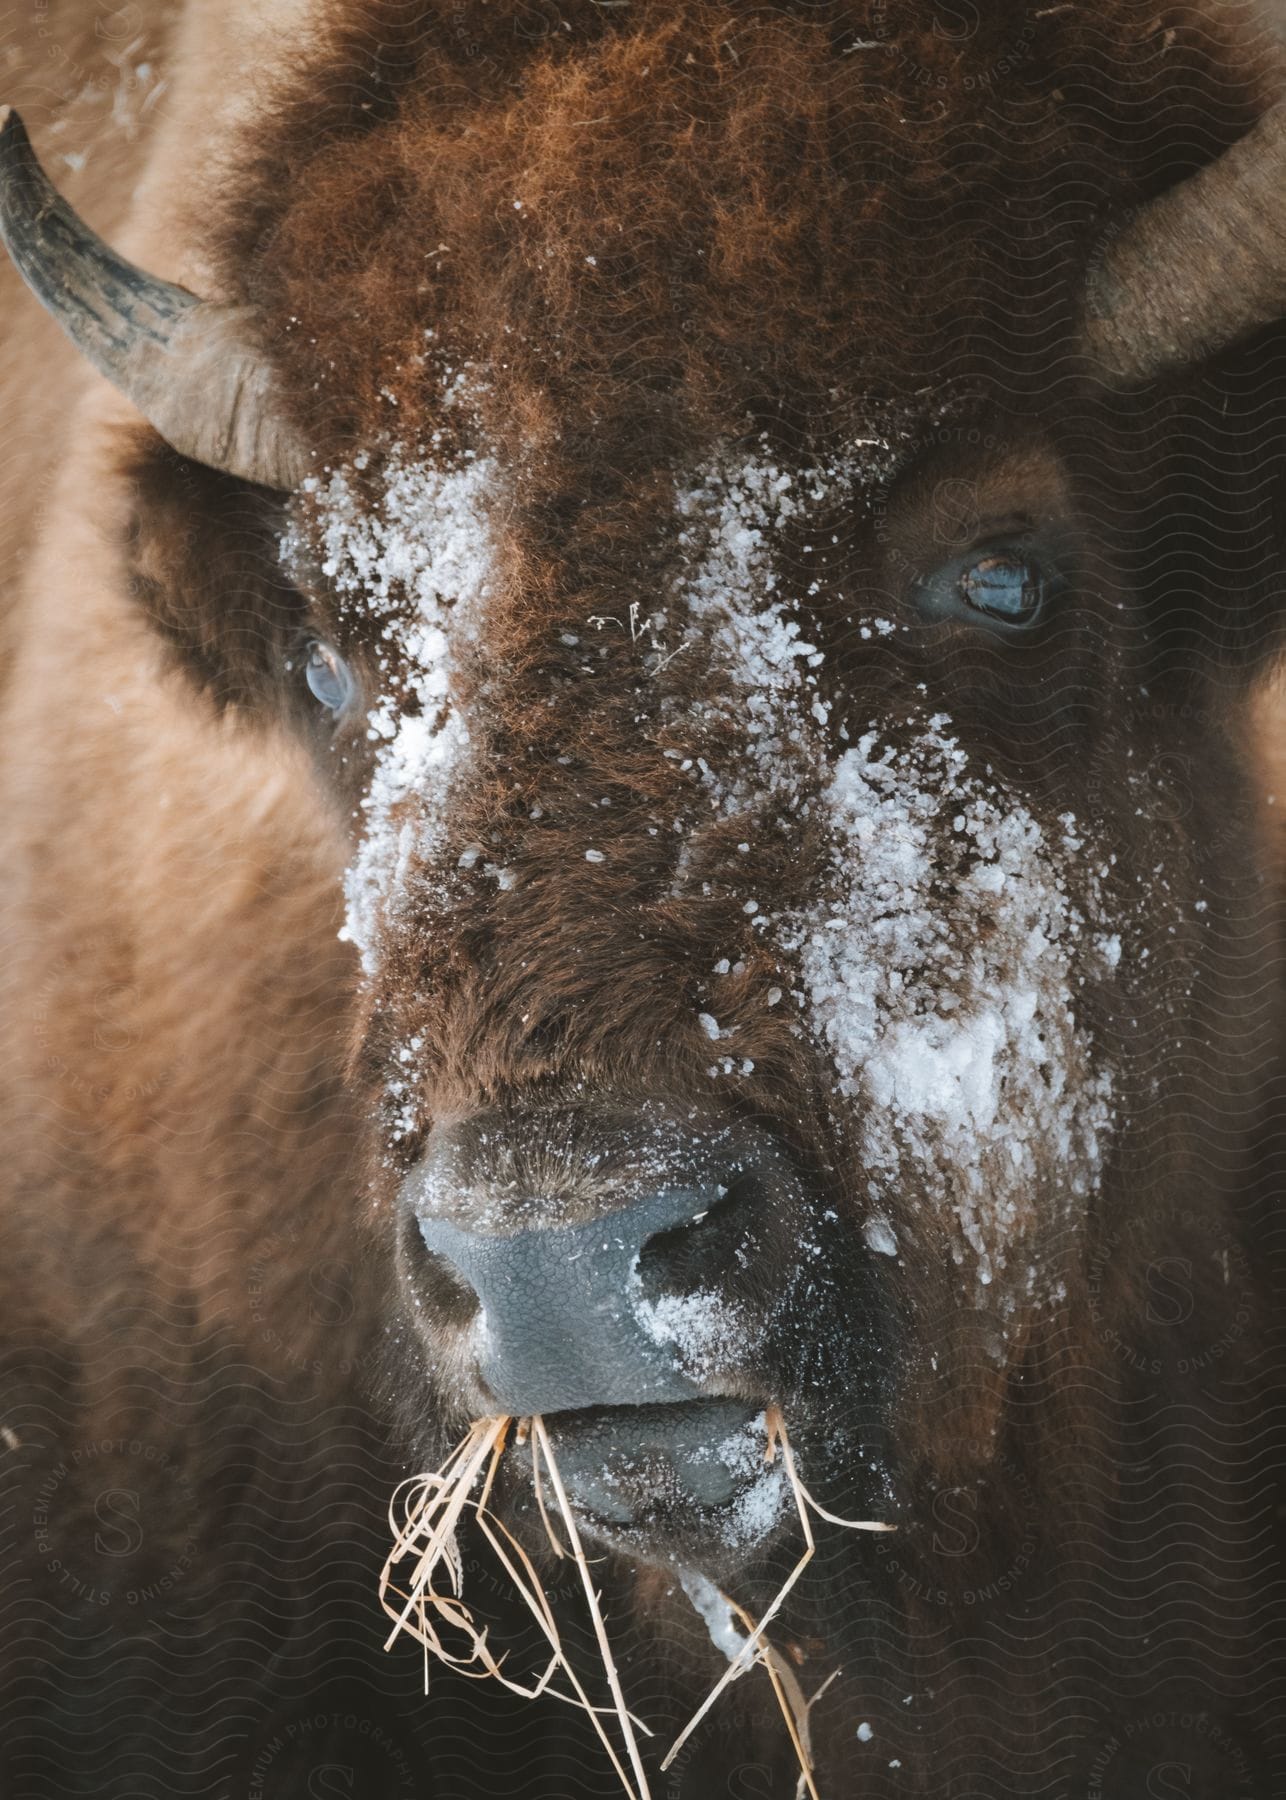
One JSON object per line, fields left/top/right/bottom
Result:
{"left": 0, "top": 106, "right": 25, "bottom": 151}
{"left": 0, "top": 107, "right": 20, "bottom": 163}
{"left": 0, "top": 102, "right": 311, "bottom": 490}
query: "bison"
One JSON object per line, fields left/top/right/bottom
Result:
{"left": 0, "top": 0, "right": 1284, "bottom": 1795}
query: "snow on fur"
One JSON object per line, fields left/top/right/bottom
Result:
{"left": 670, "top": 442, "right": 1120, "bottom": 1300}
{"left": 790, "top": 725, "right": 1117, "bottom": 1297}
{"left": 292, "top": 429, "right": 500, "bottom": 976}
{"left": 289, "top": 423, "right": 1122, "bottom": 1302}
{"left": 668, "top": 438, "right": 911, "bottom": 816}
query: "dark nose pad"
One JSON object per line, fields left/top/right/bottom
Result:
{"left": 401, "top": 1115, "right": 800, "bottom": 1416}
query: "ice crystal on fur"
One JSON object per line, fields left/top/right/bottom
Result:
{"left": 298, "top": 438, "right": 500, "bottom": 975}
{"left": 670, "top": 436, "right": 914, "bottom": 817}
{"left": 790, "top": 722, "right": 1118, "bottom": 1296}
{"left": 668, "top": 444, "right": 1120, "bottom": 1300}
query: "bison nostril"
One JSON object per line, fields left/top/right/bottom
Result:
{"left": 635, "top": 1174, "right": 761, "bottom": 1302}
{"left": 397, "top": 1215, "right": 480, "bottom": 1331}
{"left": 399, "top": 1109, "right": 812, "bottom": 1414}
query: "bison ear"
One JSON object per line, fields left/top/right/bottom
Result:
{"left": 1100, "top": 354, "right": 1286, "bottom": 690}
{"left": 0, "top": 106, "right": 311, "bottom": 491}
{"left": 122, "top": 440, "right": 307, "bottom": 712}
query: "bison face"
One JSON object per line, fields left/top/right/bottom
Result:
{"left": 5, "top": 5, "right": 1280, "bottom": 1601}
{"left": 246, "top": 413, "right": 1212, "bottom": 1574}
{"left": 102, "top": 365, "right": 1278, "bottom": 1583}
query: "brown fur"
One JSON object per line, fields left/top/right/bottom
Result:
{"left": 2, "top": 2, "right": 1285, "bottom": 1796}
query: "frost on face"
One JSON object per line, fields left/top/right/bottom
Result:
{"left": 785, "top": 720, "right": 1119, "bottom": 1300}
{"left": 669, "top": 438, "right": 1120, "bottom": 1303}
{"left": 291, "top": 435, "right": 500, "bottom": 976}
{"left": 670, "top": 434, "right": 912, "bottom": 817}
{"left": 672, "top": 454, "right": 826, "bottom": 813}
{"left": 705, "top": 1413, "right": 788, "bottom": 1549}
{"left": 635, "top": 1284, "right": 755, "bottom": 1388}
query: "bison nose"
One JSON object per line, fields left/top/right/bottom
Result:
{"left": 411, "top": 1188, "right": 709, "bottom": 1412}
{"left": 399, "top": 1111, "right": 804, "bottom": 1416}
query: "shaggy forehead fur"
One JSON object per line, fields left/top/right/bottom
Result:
{"left": 218, "top": 0, "right": 1265, "bottom": 469}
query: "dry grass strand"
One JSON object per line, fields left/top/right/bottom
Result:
{"left": 379, "top": 1413, "right": 652, "bottom": 1800}
{"left": 381, "top": 1407, "right": 893, "bottom": 1800}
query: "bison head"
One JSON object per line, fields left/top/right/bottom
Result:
{"left": 4, "top": 0, "right": 1283, "bottom": 1675}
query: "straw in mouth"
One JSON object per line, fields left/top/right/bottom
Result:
{"left": 379, "top": 1405, "right": 893, "bottom": 1799}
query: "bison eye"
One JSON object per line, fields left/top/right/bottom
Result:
{"left": 916, "top": 540, "right": 1062, "bottom": 630}
{"left": 304, "top": 640, "right": 356, "bottom": 715}
{"left": 960, "top": 554, "right": 1045, "bottom": 623}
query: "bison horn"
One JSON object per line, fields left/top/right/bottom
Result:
{"left": 1083, "top": 103, "right": 1286, "bottom": 382}
{"left": 0, "top": 106, "right": 311, "bottom": 489}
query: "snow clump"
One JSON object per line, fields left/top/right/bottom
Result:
{"left": 787, "top": 718, "right": 1119, "bottom": 1296}
{"left": 289, "top": 430, "right": 500, "bottom": 977}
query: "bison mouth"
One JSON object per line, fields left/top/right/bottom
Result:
{"left": 516, "top": 1401, "right": 785, "bottom": 1558}
{"left": 507, "top": 1397, "right": 891, "bottom": 1582}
